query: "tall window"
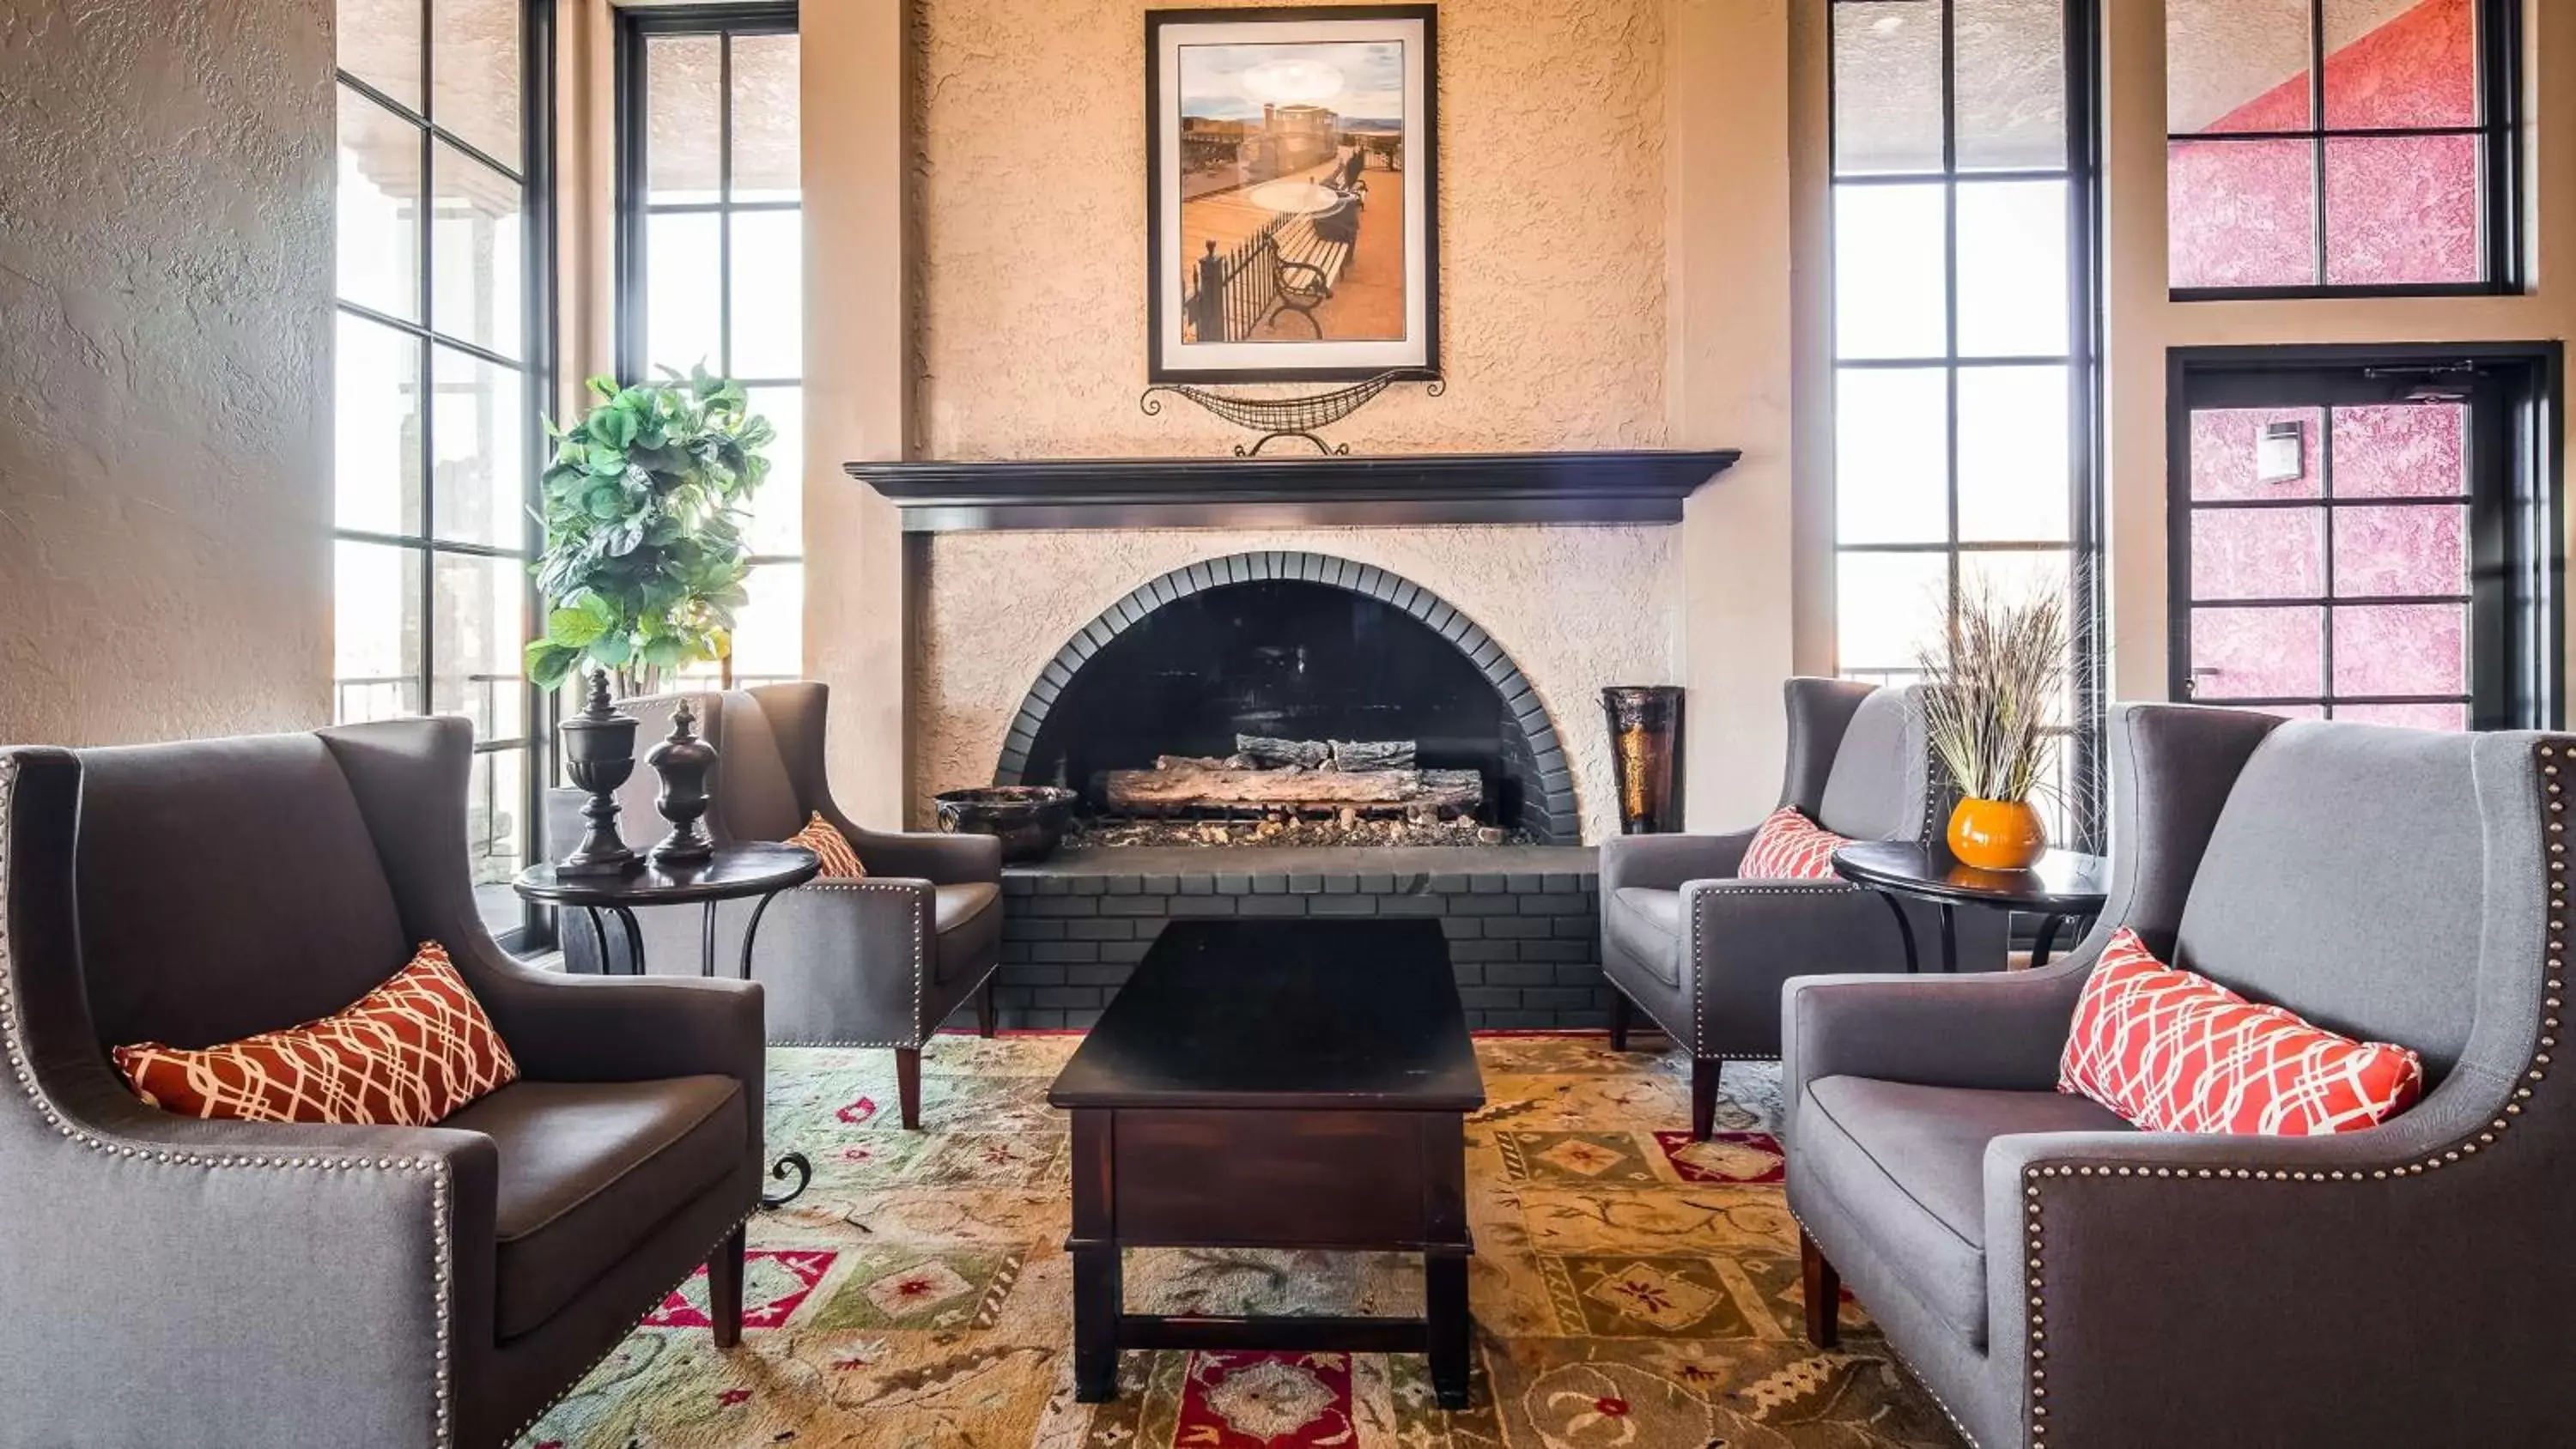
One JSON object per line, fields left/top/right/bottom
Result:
{"left": 617, "top": 4, "right": 804, "bottom": 688}
{"left": 1828, "top": 1, "right": 2103, "bottom": 835}
{"left": 2167, "top": 0, "right": 2519, "bottom": 295}
{"left": 333, "top": 0, "right": 550, "bottom": 936}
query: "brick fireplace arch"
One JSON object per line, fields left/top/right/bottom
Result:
{"left": 991, "top": 550, "right": 1581, "bottom": 843}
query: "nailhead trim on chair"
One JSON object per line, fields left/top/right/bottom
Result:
{"left": 1783, "top": 1203, "right": 1984, "bottom": 1449}
{"left": 1690, "top": 881, "right": 1863, "bottom": 1056}
{"left": 2013, "top": 737, "right": 2572, "bottom": 1446}
{"left": 0, "top": 756, "right": 458, "bottom": 1446}
{"left": 802, "top": 878, "right": 929, "bottom": 1045}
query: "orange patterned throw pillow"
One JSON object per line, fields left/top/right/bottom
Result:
{"left": 1738, "top": 807, "right": 1852, "bottom": 881}
{"left": 2059, "top": 927, "right": 2424, "bottom": 1136}
{"left": 786, "top": 812, "right": 866, "bottom": 877}
{"left": 111, "top": 942, "right": 518, "bottom": 1126}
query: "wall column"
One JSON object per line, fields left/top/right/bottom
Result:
{"left": 803, "top": 0, "right": 913, "bottom": 822}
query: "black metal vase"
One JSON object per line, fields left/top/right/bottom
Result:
{"left": 556, "top": 670, "right": 643, "bottom": 876}
{"left": 647, "top": 696, "right": 720, "bottom": 864}
{"left": 1601, "top": 686, "right": 1684, "bottom": 835}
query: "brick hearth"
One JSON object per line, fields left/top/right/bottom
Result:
{"left": 985, "top": 845, "right": 1607, "bottom": 1029}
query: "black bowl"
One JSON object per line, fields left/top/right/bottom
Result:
{"left": 932, "top": 785, "right": 1080, "bottom": 864}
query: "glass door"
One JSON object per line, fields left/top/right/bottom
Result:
{"left": 2168, "top": 348, "right": 2561, "bottom": 731}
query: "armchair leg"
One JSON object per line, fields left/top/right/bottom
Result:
{"left": 1690, "top": 1058, "right": 1721, "bottom": 1140}
{"left": 710, "top": 1222, "right": 747, "bottom": 1349}
{"left": 1607, "top": 990, "right": 1632, "bottom": 1052}
{"left": 1801, "top": 1228, "right": 1841, "bottom": 1349}
{"left": 976, "top": 978, "right": 997, "bottom": 1039}
{"left": 896, "top": 1047, "right": 922, "bottom": 1131}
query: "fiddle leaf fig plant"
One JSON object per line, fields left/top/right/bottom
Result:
{"left": 524, "top": 367, "right": 776, "bottom": 694}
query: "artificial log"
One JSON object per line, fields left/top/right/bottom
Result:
{"left": 1103, "top": 759, "right": 1482, "bottom": 816}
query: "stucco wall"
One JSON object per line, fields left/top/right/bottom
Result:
{"left": 0, "top": 0, "right": 334, "bottom": 744}
{"left": 894, "top": 0, "right": 1686, "bottom": 838}
{"left": 914, "top": 526, "right": 1677, "bottom": 841}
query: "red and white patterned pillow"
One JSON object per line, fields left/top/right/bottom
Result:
{"left": 1738, "top": 807, "right": 1851, "bottom": 881}
{"left": 2058, "top": 927, "right": 2423, "bottom": 1136}
{"left": 786, "top": 812, "right": 867, "bottom": 877}
{"left": 112, "top": 942, "right": 518, "bottom": 1126}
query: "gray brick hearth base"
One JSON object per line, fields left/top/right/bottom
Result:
{"left": 974, "top": 844, "right": 1606, "bottom": 1029}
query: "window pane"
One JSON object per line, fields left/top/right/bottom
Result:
{"left": 1956, "top": 180, "right": 2068, "bottom": 356}
{"left": 1954, "top": 0, "right": 2066, "bottom": 171}
{"left": 429, "top": 345, "right": 527, "bottom": 548}
{"left": 335, "top": 541, "right": 423, "bottom": 722}
{"left": 2334, "top": 700, "right": 2468, "bottom": 731}
{"left": 730, "top": 561, "right": 804, "bottom": 681}
{"left": 2323, "top": 0, "right": 2477, "bottom": 130}
{"left": 431, "top": 552, "right": 527, "bottom": 741}
{"left": 1837, "top": 552, "right": 1950, "bottom": 671}
{"left": 1957, "top": 366, "right": 2070, "bottom": 543}
{"left": 337, "top": 314, "right": 423, "bottom": 535}
{"left": 338, "top": 88, "right": 422, "bottom": 319}
{"left": 2334, "top": 504, "right": 2468, "bottom": 597}
{"left": 468, "top": 748, "right": 528, "bottom": 924}
{"left": 2190, "top": 507, "right": 2325, "bottom": 600}
{"left": 430, "top": 0, "right": 522, "bottom": 167}
{"left": 2190, "top": 606, "right": 2324, "bottom": 699}
{"left": 645, "top": 34, "right": 723, "bottom": 204}
{"left": 429, "top": 140, "right": 525, "bottom": 359}
{"left": 1833, "top": 2, "right": 1944, "bottom": 175}
{"left": 2333, "top": 602, "right": 2467, "bottom": 696}
{"left": 1833, "top": 184, "right": 1947, "bottom": 359}
{"left": 2331, "top": 403, "right": 2467, "bottom": 498}
{"left": 2168, "top": 138, "right": 2318, "bottom": 289}
{"left": 2190, "top": 407, "right": 2324, "bottom": 500}
{"left": 1835, "top": 368, "right": 1950, "bottom": 546}
{"left": 730, "top": 33, "right": 802, "bottom": 203}
{"left": 727, "top": 209, "right": 803, "bottom": 379}
{"left": 645, "top": 211, "right": 725, "bottom": 375}
{"left": 744, "top": 386, "right": 803, "bottom": 556}
{"left": 2323, "top": 135, "right": 2481, "bottom": 287}
{"left": 340, "top": 0, "right": 422, "bottom": 111}
{"left": 2168, "top": 0, "right": 2313, "bottom": 134}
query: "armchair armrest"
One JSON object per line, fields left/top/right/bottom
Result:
{"left": 732, "top": 877, "right": 948, "bottom": 1046}
{"left": 1972, "top": 1089, "right": 2531, "bottom": 1445}
{"left": 1601, "top": 829, "right": 1753, "bottom": 895}
{"left": 3, "top": 1088, "right": 499, "bottom": 1444}
{"left": 838, "top": 821, "right": 1002, "bottom": 887}
{"left": 1685, "top": 879, "right": 1912, "bottom": 1057}
{"left": 450, "top": 935, "right": 765, "bottom": 1089}
{"left": 1783, "top": 959, "right": 2088, "bottom": 1107}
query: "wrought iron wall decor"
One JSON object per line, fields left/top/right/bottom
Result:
{"left": 1146, "top": 5, "right": 1440, "bottom": 382}
{"left": 1139, "top": 368, "right": 1443, "bottom": 455}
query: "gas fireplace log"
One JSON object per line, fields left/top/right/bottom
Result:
{"left": 1103, "top": 761, "right": 1482, "bottom": 816}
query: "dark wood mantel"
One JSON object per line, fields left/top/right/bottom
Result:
{"left": 843, "top": 450, "right": 1741, "bottom": 532}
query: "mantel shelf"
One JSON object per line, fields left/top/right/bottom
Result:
{"left": 843, "top": 450, "right": 1741, "bottom": 532}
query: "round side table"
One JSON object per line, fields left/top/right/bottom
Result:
{"left": 1829, "top": 840, "right": 2112, "bottom": 974}
{"left": 515, "top": 841, "right": 821, "bottom": 1208}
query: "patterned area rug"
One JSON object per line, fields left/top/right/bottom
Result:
{"left": 517, "top": 1035, "right": 1963, "bottom": 1448}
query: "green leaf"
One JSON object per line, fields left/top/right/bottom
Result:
{"left": 525, "top": 640, "right": 581, "bottom": 689}
{"left": 545, "top": 604, "right": 611, "bottom": 648}
{"left": 588, "top": 632, "right": 634, "bottom": 668}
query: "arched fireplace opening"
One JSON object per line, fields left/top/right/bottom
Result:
{"left": 993, "top": 553, "right": 1577, "bottom": 845}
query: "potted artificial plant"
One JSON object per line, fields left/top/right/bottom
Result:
{"left": 524, "top": 368, "right": 775, "bottom": 695}
{"left": 1917, "top": 573, "right": 2069, "bottom": 871}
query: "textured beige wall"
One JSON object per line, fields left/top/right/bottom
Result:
{"left": 0, "top": 0, "right": 335, "bottom": 745}
{"left": 916, "top": 527, "right": 1677, "bottom": 840}
{"left": 908, "top": 0, "right": 1670, "bottom": 458}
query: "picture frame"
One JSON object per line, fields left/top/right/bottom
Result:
{"left": 1145, "top": 4, "right": 1440, "bottom": 383}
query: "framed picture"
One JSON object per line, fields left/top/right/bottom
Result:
{"left": 1146, "top": 5, "right": 1439, "bottom": 383}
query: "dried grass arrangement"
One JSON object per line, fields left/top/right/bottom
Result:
{"left": 1917, "top": 573, "right": 2069, "bottom": 806}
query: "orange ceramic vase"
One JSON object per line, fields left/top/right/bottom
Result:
{"left": 1947, "top": 797, "right": 2047, "bottom": 870}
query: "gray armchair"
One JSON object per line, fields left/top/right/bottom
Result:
{"left": 552, "top": 682, "right": 1002, "bottom": 1129}
{"left": 0, "top": 718, "right": 762, "bottom": 1446}
{"left": 1601, "top": 677, "right": 2002, "bottom": 1137}
{"left": 1784, "top": 704, "right": 2573, "bottom": 1447}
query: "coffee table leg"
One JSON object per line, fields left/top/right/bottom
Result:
{"left": 1875, "top": 891, "right": 1920, "bottom": 973}
{"left": 1069, "top": 1111, "right": 1121, "bottom": 1402}
{"left": 1426, "top": 1252, "right": 1470, "bottom": 1409}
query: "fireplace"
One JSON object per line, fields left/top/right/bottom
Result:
{"left": 992, "top": 552, "right": 1577, "bottom": 845}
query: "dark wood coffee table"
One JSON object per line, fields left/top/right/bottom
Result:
{"left": 1047, "top": 919, "right": 1485, "bottom": 1409}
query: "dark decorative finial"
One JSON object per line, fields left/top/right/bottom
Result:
{"left": 556, "top": 667, "right": 643, "bottom": 876}
{"left": 647, "top": 696, "right": 720, "bottom": 864}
